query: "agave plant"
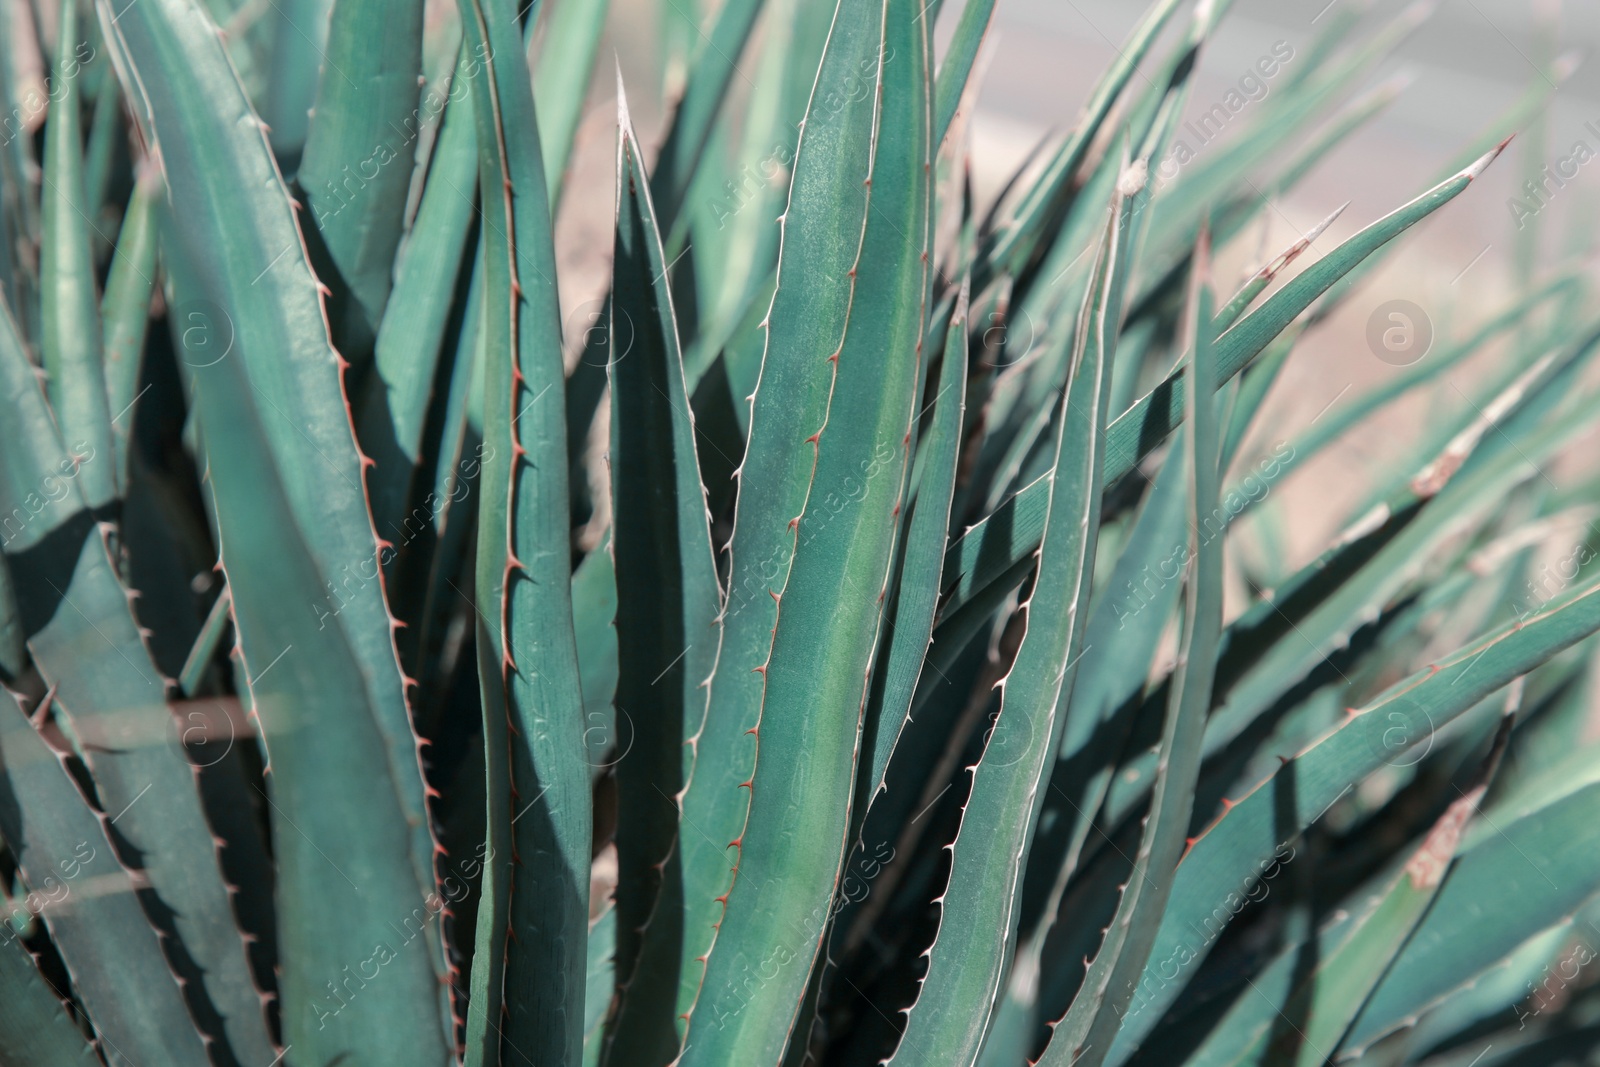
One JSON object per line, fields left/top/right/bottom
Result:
{"left": 2, "top": 0, "right": 1600, "bottom": 1064}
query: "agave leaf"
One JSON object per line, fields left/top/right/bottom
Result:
{"left": 857, "top": 282, "right": 969, "bottom": 815}
{"left": 1101, "top": 562, "right": 1600, "bottom": 1066}
{"left": 1141, "top": 2, "right": 1431, "bottom": 266}
{"left": 0, "top": 27, "right": 39, "bottom": 347}
{"left": 1222, "top": 271, "right": 1579, "bottom": 523}
{"left": 456, "top": 0, "right": 591, "bottom": 1061}
{"left": 296, "top": 0, "right": 425, "bottom": 352}
{"left": 890, "top": 178, "right": 1131, "bottom": 1067}
{"left": 978, "top": 0, "right": 1184, "bottom": 291}
{"left": 1042, "top": 226, "right": 1225, "bottom": 1067}
{"left": 101, "top": 0, "right": 452, "bottom": 1051}
{"left": 600, "top": 91, "right": 723, "bottom": 1065}
{"left": 1192, "top": 335, "right": 1600, "bottom": 772}
{"left": 672, "top": 0, "right": 903, "bottom": 1030}
{"left": 933, "top": 0, "right": 994, "bottom": 145}
{"left": 942, "top": 142, "right": 1508, "bottom": 625}
{"left": 174, "top": 259, "right": 453, "bottom": 1064}
{"left": 99, "top": 166, "right": 160, "bottom": 493}
{"left": 0, "top": 302, "right": 275, "bottom": 1064}
{"left": 1344, "top": 781, "right": 1600, "bottom": 1053}
{"left": 650, "top": 0, "right": 764, "bottom": 235}
{"left": 357, "top": 54, "right": 477, "bottom": 545}
{"left": 681, "top": 1, "right": 932, "bottom": 1059}
{"left": 258, "top": 0, "right": 332, "bottom": 162}
{"left": 104, "top": 0, "right": 443, "bottom": 907}
{"left": 0, "top": 933, "right": 98, "bottom": 1066}
{"left": 584, "top": 906, "right": 618, "bottom": 1066}
{"left": 0, "top": 689, "right": 211, "bottom": 1067}
{"left": 531, "top": 0, "right": 613, "bottom": 209}
{"left": 41, "top": 0, "right": 114, "bottom": 510}
{"left": 1210, "top": 690, "right": 1519, "bottom": 1067}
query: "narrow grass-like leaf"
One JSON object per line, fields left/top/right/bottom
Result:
{"left": 858, "top": 283, "right": 969, "bottom": 810}
{"left": 601, "top": 91, "right": 723, "bottom": 1065}
{"left": 650, "top": 0, "right": 764, "bottom": 233}
{"left": 531, "top": 0, "right": 612, "bottom": 209}
{"left": 1208, "top": 690, "right": 1519, "bottom": 1067}
{"left": 297, "top": 0, "right": 424, "bottom": 352}
{"left": 456, "top": 0, "right": 591, "bottom": 1061}
{"left": 682, "top": 1, "right": 932, "bottom": 1059}
{"left": 1101, "top": 563, "right": 1600, "bottom": 1067}
{"left": 890, "top": 180, "right": 1130, "bottom": 1067}
{"left": 1343, "top": 780, "right": 1600, "bottom": 1054}
{"left": 1141, "top": 2, "right": 1431, "bottom": 265}
{"left": 41, "top": 0, "right": 114, "bottom": 510}
{"left": 1225, "top": 270, "right": 1580, "bottom": 521}
{"left": 933, "top": 0, "right": 994, "bottom": 145}
{"left": 942, "top": 143, "right": 1508, "bottom": 624}
{"left": 1043, "top": 226, "right": 1226, "bottom": 1067}
{"left": 178, "top": 583, "right": 231, "bottom": 697}
{"left": 100, "top": 166, "right": 160, "bottom": 493}
{"left": 358, "top": 61, "right": 477, "bottom": 543}
{"left": 977, "top": 0, "right": 1183, "bottom": 289}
